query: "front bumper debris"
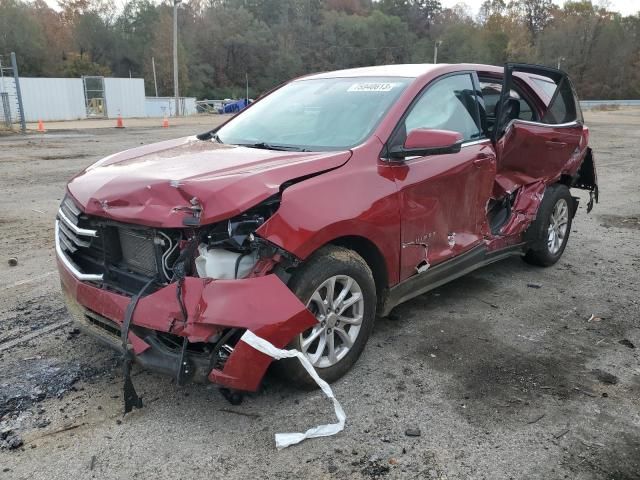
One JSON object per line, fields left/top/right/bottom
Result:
{"left": 240, "top": 330, "right": 346, "bottom": 449}
{"left": 57, "top": 256, "right": 318, "bottom": 392}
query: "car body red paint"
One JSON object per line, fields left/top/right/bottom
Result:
{"left": 57, "top": 63, "right": 597, "bottom": 393}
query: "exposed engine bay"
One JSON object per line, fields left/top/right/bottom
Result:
{"left": 57, "top": 193, "right": 295, "bottom": 295}
{"left": 56, "top": 191, "right": 316, "bottom": 406}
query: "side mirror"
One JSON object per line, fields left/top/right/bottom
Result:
{"left": 389, "top": 129, "right": 464, "bottom": 159}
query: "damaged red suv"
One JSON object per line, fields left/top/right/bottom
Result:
{"left": 57, "top": 63, "right": 597, "bottom": 402}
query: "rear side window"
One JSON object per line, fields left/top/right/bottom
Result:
{"left": 532, "top": 78, "right": 557, "bottom": 100}
{"left": 533, "top": 76, "right": 583, "bottom": 125}
{"left": 398, "top": 73, "right": 482, "bottom": 144}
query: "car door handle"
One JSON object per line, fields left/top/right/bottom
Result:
{"left": 473, "top": 154, "right": 492, "bottom": 167}
{"left": 546, "top": 139, "right": 568, "bottom": 149}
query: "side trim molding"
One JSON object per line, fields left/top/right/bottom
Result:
{"left": 381, "top": 243, "right": 525, "bottom": 316}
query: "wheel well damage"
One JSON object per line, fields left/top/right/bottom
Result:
{"left": 328, "top": 236, "right": 389, "bottom": 311}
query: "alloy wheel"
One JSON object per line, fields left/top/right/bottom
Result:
{"left": 547, "top": 198, "right": 569, "bottom": 255}
{"left": 300, "top": 275, "right": 364, "bottom": 368}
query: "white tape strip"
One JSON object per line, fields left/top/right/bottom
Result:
{"left": 240, "top": 330, "right": 346, "bottom": 450}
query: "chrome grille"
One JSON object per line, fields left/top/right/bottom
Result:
{"left": 56, "top": 196, "right": 103, "bottom": 281}
{"left": 55, "top": 195, "right": 169, "bottom": 291}
{"left": 60, "top": 195, "right": 81, "bottom": 220}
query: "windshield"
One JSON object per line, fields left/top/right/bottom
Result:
{"left": 215, "top": 76, "right": 411, "bottom": 151}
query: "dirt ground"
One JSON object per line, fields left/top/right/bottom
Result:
{"left": 0, "top": 110, "right": 638, "bottom": 479}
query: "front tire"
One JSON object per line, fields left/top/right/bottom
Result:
{"left": 279, "top": 246, "right": 376, "bottom": 387}
{"left": 523, "top": 184, "right": 573, "bottom": 267}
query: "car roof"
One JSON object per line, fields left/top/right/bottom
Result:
{"left": 299, "top": 63, "right": 504, "bottom": 80}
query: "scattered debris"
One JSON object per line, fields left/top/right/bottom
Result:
{"left": 218, "top": 408, "right": 261, "bottom": 419}
{"left": 66, "top": 327, "right": 81, "bottom": 340}
{"left": 592, "top": 369, "right": 619, "bottom": 385}
{"left": 527, "top": 282, "right": 542, "bottom": 289}
{"left": 89, "top": 455, "right": 97, "bottom": 471}
{"left": 473, "top": 296, "right": 499, "bottom": 308}
{"left": 240, "top": 330, "right": 345, "bottom": 450}
{"left": 553, "top": 428, "right": 570, "bottom": 440}
{"left": 405, "top": 427, "right": 421, "bottom": 437}
{"left": 527, "top": 413, "right": 546, "bottom": 425}
{"left": 618, "top": 339, "right": 635, "bottom": 349}
{"left": 0, "top": 358, "right": 106, "bottom": 419}
{"left": 7, "top": 257, "right": 18, "bottom": 267}
{"left": 587, "top": 314, "right": 602, "bottom": 322}
{"left": 34, "top": 419, "right": 50, "bottom": 429}
{"left": 573, "top": 387, "right": 597, "bottom": 398}
{"left": 0, "top": 320, "right": 71, "bottom": 353}
{"left": 0, "top": 429, "right": 24, "bottom": 450}
{"left": 359, "top": 456, "right": 391, "bottom": 478}
{"left": 38, "top": 422, "right": 84, "bottom": 438}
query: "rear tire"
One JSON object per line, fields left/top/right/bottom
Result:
{"left": 523, "top": 184, "right": 573, "bottom": 267}
{"left": 278, "top": 245, "right": 376, "bottom": 388}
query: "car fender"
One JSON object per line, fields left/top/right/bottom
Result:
{"left": 256, "top": 143, "right": 401, "bottom": 285}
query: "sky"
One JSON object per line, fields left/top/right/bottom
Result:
{"left": 440, "top": 0, "right": 640, "bottom": 16}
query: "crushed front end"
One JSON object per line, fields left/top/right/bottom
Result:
{"left": 56, "top": 194, "right": 317, "bottom": 394}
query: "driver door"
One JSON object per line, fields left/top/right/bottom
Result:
{"left": 388, "top": 73, "right": 496, "bottom": 282}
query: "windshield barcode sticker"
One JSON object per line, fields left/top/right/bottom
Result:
{"left": 347, "top": 83, "right": 396, "bottom": 92}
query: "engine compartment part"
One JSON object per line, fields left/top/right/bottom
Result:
{"left": 240, "top": 330, "right": 346, "bottom": 449}
{"left": 195, "top": 246, "right": 258, "bottom": 280}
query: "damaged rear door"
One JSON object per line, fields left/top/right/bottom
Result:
{"left": 492, "top": 64, "right": 589, "bottom": 196}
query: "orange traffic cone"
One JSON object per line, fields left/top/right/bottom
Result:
{"left": 115, "top": 114, "right": 124, "bottom": 129}
{"left": 37, "top": 119, "right": 46, "bottom": 133}
{"left": 162, "top": 116, "right": 169, "bottom": 128}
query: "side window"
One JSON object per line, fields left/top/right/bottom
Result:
{"left": 542, "top": 77, "right": 581, "bottom": 125}
{"left": 531, "top": 77, "right": 557, "bottom": 100}
{"left": 536, "top": 77, "right": 581, "bottom": 124}
{"left": 395, "top": 74, "right": 482, "bottom": 146}
{"left": 480, "top": 80, "right": 535, "bottom": 123}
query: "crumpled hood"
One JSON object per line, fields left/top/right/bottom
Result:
{"left": 67, "top": 136, "right": 351, "bottom": 227}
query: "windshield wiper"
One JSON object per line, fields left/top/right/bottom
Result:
{"left": 237, "top": 142, "right": 310, "bottom": 152}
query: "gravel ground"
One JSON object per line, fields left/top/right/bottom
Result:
{"left": 0, "top": 110, "right": 638, "bottom": 479}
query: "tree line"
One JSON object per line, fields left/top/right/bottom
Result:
{"left": 1, "top": 0, "right": 639, "bottom": 100}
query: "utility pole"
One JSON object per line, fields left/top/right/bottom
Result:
{"left": 173, "top": 0, "right": 182, "bottom": 116}
{"left": 557, "top": 56, "right": 565, "bottom": 70}
{"left": 245, "top": 73, "right": 249, "bottom": 104}
{"left": 152, "top": 57, "right": 158, "bottom": 97}
{"left": 434, "top": 40, "right": 442, "bottom": 64}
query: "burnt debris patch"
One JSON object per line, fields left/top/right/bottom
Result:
{"left": 0, "top": 357, "right": 113, "bottom": 420}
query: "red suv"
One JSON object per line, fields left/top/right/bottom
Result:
{"left": 56, "top": 63, "right": 597, "bottom": 403}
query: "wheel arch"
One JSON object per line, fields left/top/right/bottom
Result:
{"left": 325, "top": 235, "right": 389, "bottom": 311}
{"left": 558, "top": 173, "right": 573, "bottom": 187}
